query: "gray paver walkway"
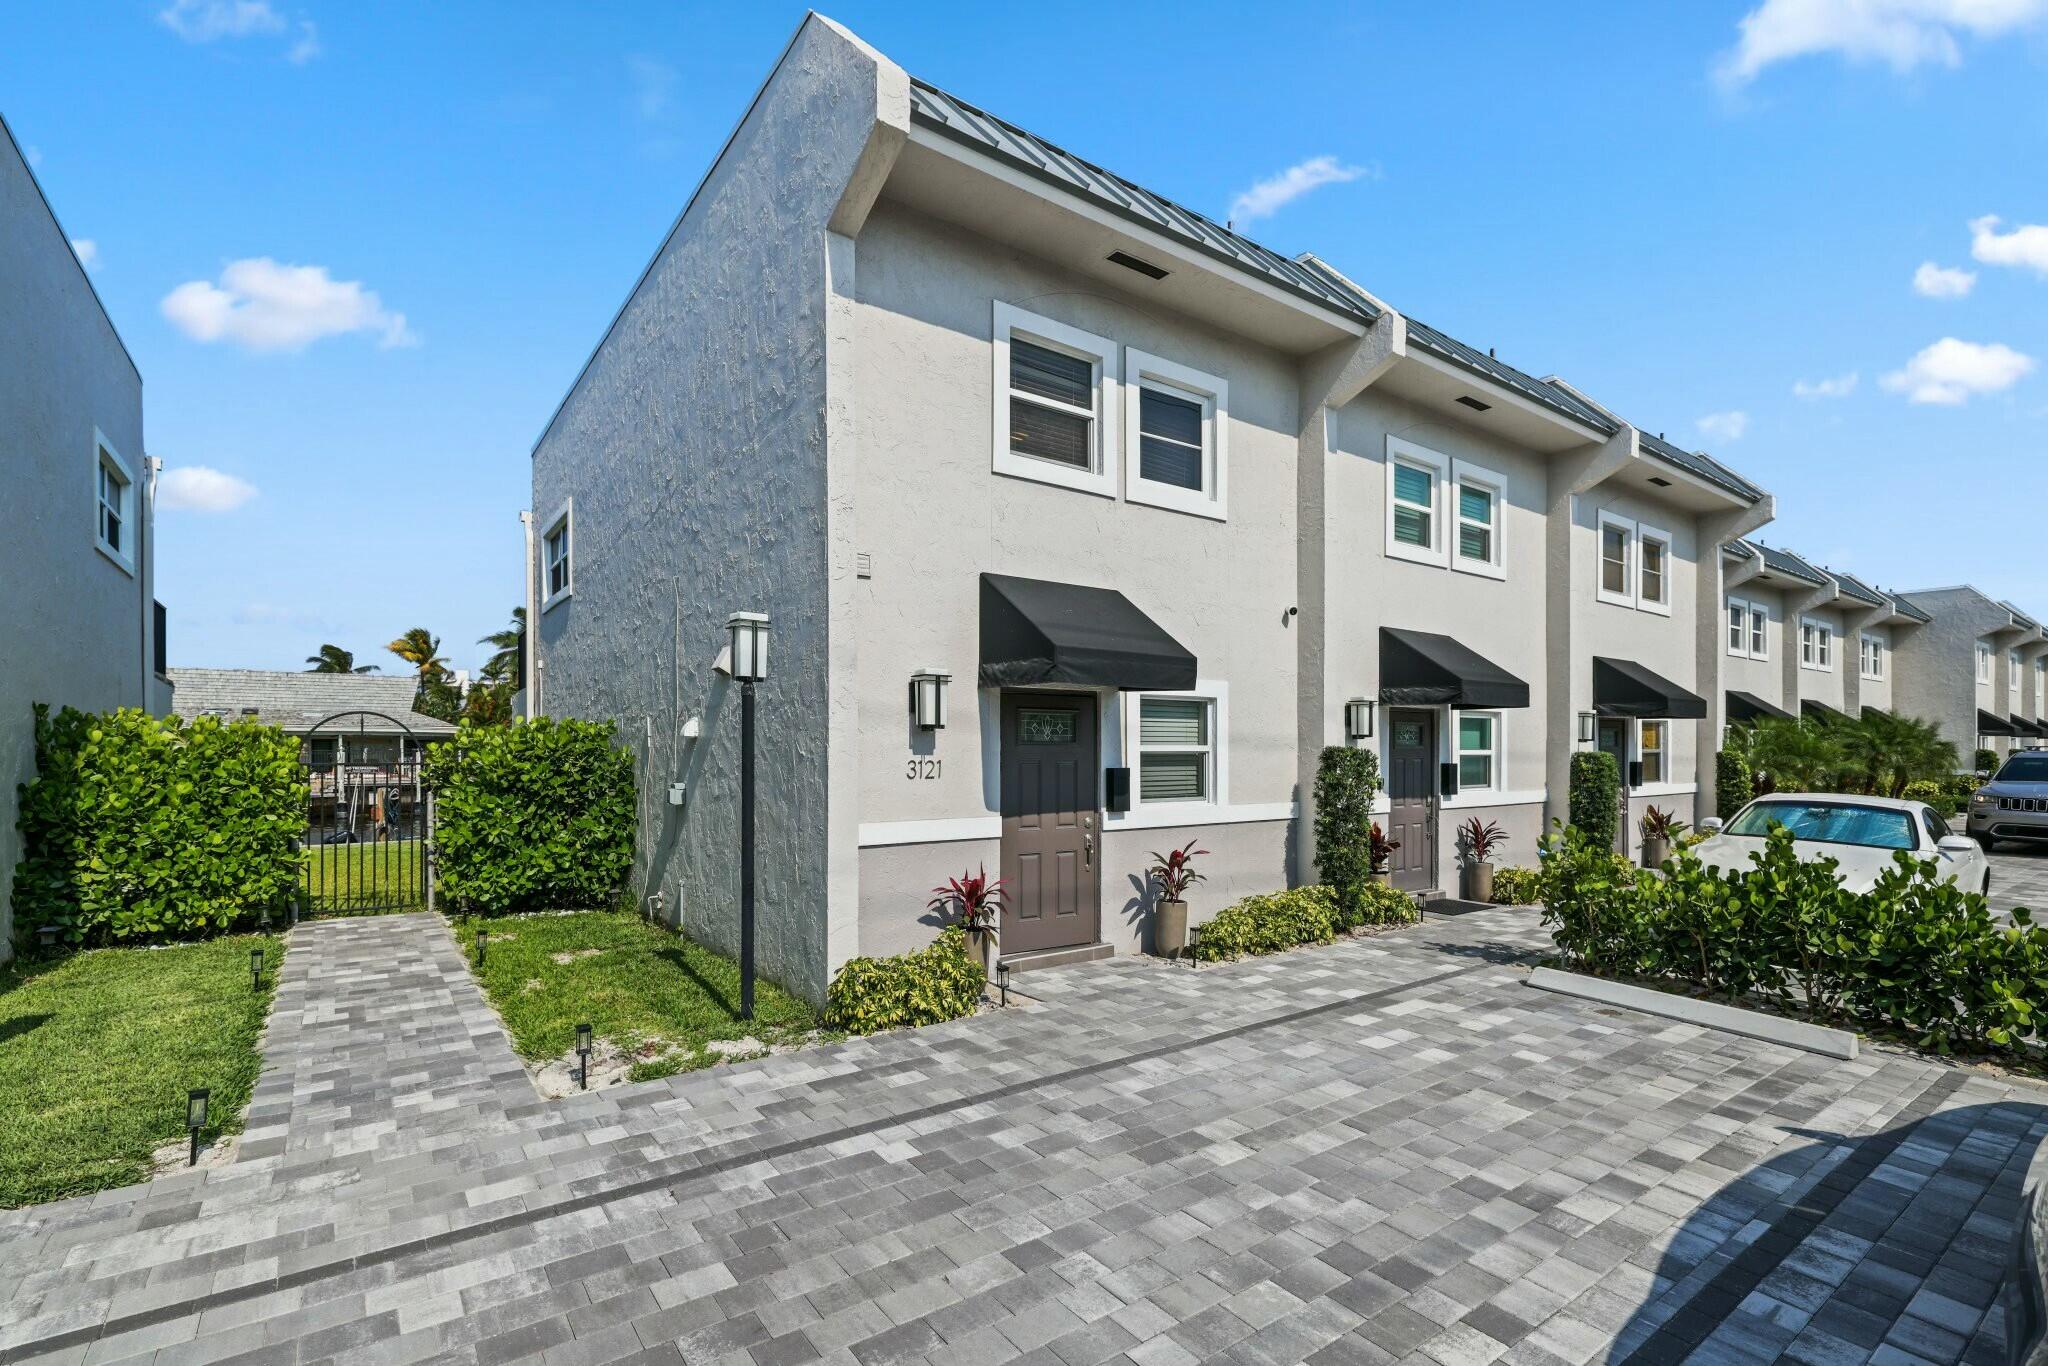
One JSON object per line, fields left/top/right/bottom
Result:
{"left": 0, "top": 907, "right": 2041, "bottom": 1366}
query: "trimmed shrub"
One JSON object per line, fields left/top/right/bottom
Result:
{"left": 1568, "top": 751, "right": 1621, "bottom": 849}
{"left": 823, "top": 928, "right": 983, "bottom": 1034}
{"left": 1975, "top": 748, "right": 2000, "bottom": 775}
{"left": 423, "top": 717, "right": 635, "bottom": 914}
{"left": 1313, "top": 747, "right": 1382, "bottom": 923}
{"left": 1903, "top": 779, "right": 1957, "bottom": 819}
{"left": 1490, "top": 866, "right": 1544, "bottom": 906}
{"left": 1195, "top": 886, "right": 1340, "bottom": 961}
{"left": 1715, "top": 749, "right": 1754, "bottom": 821}
{"left": 12, "top": 705, "right": 306, "bottom": 948}
{"left": 1349, "top": 881, "right": 1422, "bottom": 927}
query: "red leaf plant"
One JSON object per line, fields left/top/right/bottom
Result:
{"left": 1146, "top": 838, "right": 1209, "bottom": 903}
{"left": 928, "top": 866, "right": 1006, "bottom": 932}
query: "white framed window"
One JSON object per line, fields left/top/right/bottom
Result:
{"left": 1749, "top": 604, "right": 1768, "bottom": 659}
{"left": 2012, "top": 650, "right": 2025, "bottom": 705}
{"left": 992, "top": 302, "right": 1119, "bottom": 498}
{"left": 1122, "top": 348, "right": 1226, "bottom": 520}
{"left": 1979, "top": 642, "right": 1994, "bottom": 685}
{"left": 541, "top": 499, "right": 573, "bottom": 611}
{"left": 1450, "top": 459, "right": 1506, "bottom": 579}
{"left": 1639, "top": 719, "right": 1666, "bottom": 784}
{"left": 1726, "top": 597, "right": 1769, "bottom": 660}
{"left": 1455, "top": 711, "right": 1500, "bottom": 791}
{"left": 1726, "top": 600, "right": 1745, "bottom": 656}
{"left": 1129, "top": 685, "right": 1224, "bottom": 809}
{"left": 1860, "top": 633, "right": 1885, "bottom": 681}
{"left": 1384, "top": 437, "right": 1447, "bottom": 567}
{"left": 1800, "top": 618, "right": 1834, "bottom": 672}
{"left": 2037, "top": 658, "right": 2046, "bottom": 711}
{"left": 1637, "top": 525, "right": 1673, "bottom": 615}
{"left": 1597, "top": 511, "right": 1635, "bottom": 607}
{"left": 94, "top": 433, "right": 135, "bottom": 574}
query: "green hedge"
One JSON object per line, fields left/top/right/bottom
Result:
{"left": 12, "top": 706, "right": 305, "bottom": 948}
{"left": 1568, "top": 751, "right": 1620, "bottom": 849}
{"left": 1715, "top": 750, "right": 1754, "bottom": 821}
{"left": 1902, "top": 779, "right": 1958, "bottom": 819}
{"left": 1351, "top": 881, "right": 1421, "bottom": 927}
{"left": 422, "top": 718, "right": 635, "bottom": 914}
{"left": 1490, "top": 866, "right": 1544, "bottom": 905}
{"left": 823, "top": 928, "right": 983, "bottom": 1034}
{"left": 1539, "top": 821, "right": 2048, "bottom": 1054}
{"left": 1194, "top": 886, "right": 1338, "bottom": 960}
{"left": 1313, "top": 747, "right": 1382, "bottom": 924}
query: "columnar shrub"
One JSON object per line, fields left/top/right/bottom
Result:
{"left": 1715, "top": 750, "right": 1754, "bottom": 821}
{"left": 12, "top": 705, "right": 306, "bottom": 947}
{"left": 1975, "top": 748, "right": 2000, "bottom": 775}
{"left": 1194, "top": 885, "right": 1341, "bottom": 960}
{"left": 1313, "top": 746, "right": 1382, "bottom": 922}
{"left": 1568, "top": 751, "right": 1621, "bottom": 849}
{"left": 423, "top": 717, "right": 635, "bottom": 914}
{"left": 823, "top": 928, "right": 983, "bottom": 1034}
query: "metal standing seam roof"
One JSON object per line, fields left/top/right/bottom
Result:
{"left": 1634, "top": 430, "right": 1765, "bottom": 503}
{"left": 1748, "top": 542, "right": 1829, "bottom": 586}
{"left": 1829, "top": 571, "right": 1889, "bottom": 608}
{"left": 908, "top": 81, "right": 1375, "bottom": 324}
{"left": 1397, "top": 317, "right": 1619, "bottom": 433}
{"left": 2002, "top": 601, "right": 2041, "bottom": 630}
{"left": 1890, "top": 594, "right": 1933, "bottom": 623}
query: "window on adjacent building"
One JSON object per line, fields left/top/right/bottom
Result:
{"left": 1727, "top": 602, "right": 1746, "bottom": 655}
{"left": 1124, "top": 349, "right": 1226, "bottom": 519}
{"left": 2012, "top": 651, "right": 2025, "bottom": 703}
{"left": 95, "top": 440, "right": 134, "bottom": 571}
{"left": 1749, "top": 606, "right": 1767, "bottom": 658}
{"left": 1801, "top": 619, "right": 1833, "bottom": 670}
{"left": 1727, "top": 598, "right": 1769, "bottom": 660}
{"left": 542, "top": 501, "right": 572, "bottom": 609}
{"left": 1861, "top": 633, "right": 1885, "bottom": 680}
{"left": 993, "top": 302, "right": 1119, "bottom": 497}
{"left": 1456, "top": 712, "right": 1499, "bottom": 791}
{"left": 1392, "top": 460, "right": 1436, "bottom": 551}
{"left": 1136, "top": 695, "right": 1213, "bottom": 803}
{"left": 1639, "top": 720, "right": 1665, "bottom": 784}
{"left": 1600, "top": 520, "right": 1631, "bottom": 600}
{"left": 1979, "top": 642, "right": 1995, "bottom": 685}
{"left": 1637, "top": 528, "right": 1671, "bottom": 611}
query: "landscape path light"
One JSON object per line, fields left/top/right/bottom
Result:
{"left": 576, "top": 1023, "right": 594, "bottom": 1091}
{"left": 186, "top": 1088, "right": 210, "bottom": 1167}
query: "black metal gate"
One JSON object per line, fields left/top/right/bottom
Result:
{"left": 300, "top": 710, "right": 429, "bottom": 914}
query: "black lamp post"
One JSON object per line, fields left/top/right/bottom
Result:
{"left": 727, "top": 611, "right": 769, "bottom": 1021}
{"left": 575, "top": 1022, "right": 593, "bottom": 1090}
{"left": 996, "top": 960, "right": 1010, "bottom": 1008}
{"left": 186, "top": 1088, "right": 210, "bottom": 1167}
{"left": 250, "top": 947, "right": 263, "bottom": 990}
{"left": 476, "top": 927, "right": 487, "bottom": 966}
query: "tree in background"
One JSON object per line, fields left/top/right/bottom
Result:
{"left": 387, "top": 627, "right": 460, "bottom": 723}
{"left": 479, "top": 608, "right": 524, "bottom": 691}
{"left": 305, "top": 644, "right": 376, "bottom": 674}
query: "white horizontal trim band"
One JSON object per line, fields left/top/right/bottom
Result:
{"left": 857, "top": 802, "right": 1299, "bottom": 848}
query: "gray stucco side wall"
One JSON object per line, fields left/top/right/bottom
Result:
{"left": 528, "top": 17, "right": 905, "bottom": 1004}
{"left": 0, "top": 121, "right": 150, "bottom": 959}
{"left": 1893, "top": 588, "right": 2016, "bottom": 766}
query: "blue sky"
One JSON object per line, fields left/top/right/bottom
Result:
{"left": 8, "top": 1, "right": 2046, "bottom": 673}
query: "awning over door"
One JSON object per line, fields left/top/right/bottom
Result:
{"left": 1593, "top": 657, "right": 1708, "bottom": 720}
{"left": 1726, "top": 690, "right": 1791, "bottom": 723}
{"left": 1802, "top": 699, "right": 1851, "bottom": 724}
{"left": 2014, "top": 714, "right": 2048, "bottom": 738}
{"left": 979, "top": 574, "right": 1196, "bottom": 691}
{"left": 1378, "top": 628, "right": 1530, "bottom": 709}
{"left": 1978, "top": 709, "right": 2020, "bottom": 737}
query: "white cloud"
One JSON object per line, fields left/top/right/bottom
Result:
{"left": 159, "top": 465, "right": 258, "bottom": 512}
{"left": 1716, "top": 0, "right": 2048, "bottom": 86}
{"left": 70, "top": 238, "right": 99, "bottom": 269}
{"left": 158, "top": 0, "right": 284, "bottom": 42}
{"left": 1228, "top": 156, "right": 1374, "bottom": 224}
{"left": 627, "top": 55, "right": 677, "bottom": 121}
{"left": 1971, "top": 214, "right": 2048, "bottom": 276}
{"left": 1881, "top": 337, "right": 2035, "bottom": 404}
{"left": 1697, "top": 410, "right": 1751, "bottom": 442}
{"left": 1793, "top": 371, "right": 1859, "bottom": 398}
{"left": 287, "top": 19, "right": 320, "bottom": 63}
{"left": 1912, "top": 261, "right": 1976, "bottom": 297}
{"left": 161, "top": 258, "right": 418, "bottom": 352}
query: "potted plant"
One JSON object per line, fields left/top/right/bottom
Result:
{"left": 1367, "top": 823, "right": 1400, "bottom": 886}
{"left": 928, "top": 867, "right": 1006, "bottom": 978}
{"left": 1145, "top": 838, "right": 1207, "bottom": 960}
{"left": 1456, "top": 818, "right": 1505, "bottom": 903}
{"left": 1639, "top": 806, "right": 1686, "bottom": 869}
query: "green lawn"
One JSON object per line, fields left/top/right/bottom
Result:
{"left": 454, "top": 912, "right": 820, "bottom": 1080}
{"left": 0, "top": 933, "right": 281, "bottom": 1207}
{"left": 305, "top": 838, "right": 426, "bottom": 914}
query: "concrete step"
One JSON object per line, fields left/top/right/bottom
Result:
{"left": 998, "top": 941, "right": 1113, "bottom": 974}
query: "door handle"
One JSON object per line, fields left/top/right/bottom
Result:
{"left": 1083, "top": 837, "right": 1093, "bottom": 868}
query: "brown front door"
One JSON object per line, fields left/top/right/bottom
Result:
{"left": 999, "top": 693, "right": 1101, "bottom": 954}
{"left": 1596, "top": 718, "right": 1630, "bottom": 854}
{"left": 1387, "top": 709, "right": 1437, "bottom": 893}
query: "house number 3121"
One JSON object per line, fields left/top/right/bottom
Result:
{"left": 905, "top": 758, "right": 941, "bottom": 780}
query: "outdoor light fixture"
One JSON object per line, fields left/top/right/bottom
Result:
{"left": 186, "top": 1089, "right": 210, "bottom": 1167}
{"left": 1345, "top": 698, "right": 1376, "bottom": 744}
{"left": 996, "top": 960, "right": 1010, "bottom": 1009}
{"left": 909, "top": 668, "right": 951, "bottom": 730}
{"left": 1187, "top": 924, "right": 1201, "bottom": 969}
{"left": 35, "top": 926, "right": 59, "bottom": 954}
{"left": 476, "top": 927, "right": 487, "bottom": 965}
{"left": 576, "top": 1023, "right": 593, "bottom": 1091}
{"left": 725, "top": 611, "right": 770, "bottom": 684}
{"left": 1577, "top": 711, "right": 1597, "bottom": 744}
{"left": 250, "top": 947, "right": 263, "bottom": 991}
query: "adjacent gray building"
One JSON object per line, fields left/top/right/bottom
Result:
{"left": 0, "top": 114, "right": 167, "bottom": 958}
{"left": 1892, "top": 587, "right": 2048, "bottom": 763}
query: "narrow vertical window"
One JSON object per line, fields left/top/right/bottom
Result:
{"left": 1728, "top": 602, "right": 1746, "bottom": 654}
{"left": 1639, "top": 720, "right": 1665, "bottom": 783}
{"left": 1392, "top": 461, "right": 1435, "bottom": 549}
{"left": 1456, "top": 481, "right": 1496, "bottom": 565}
{"left": 1601, "top": 524, "right": 1630, "bottom": 597}
{"left": 1008, "top": 339, "right": 1097, "bottom": 471}
{"left": 1638, "top": 534, "right": 1669, "bottom": 606}
{"left": 1456, "top": 713, "right": 1498, "bottom": 790}
{"left": 1749, "top": 606, "right": 1767, "bottom": 659}
{"left": 542, "top": 501, "right": 573, "bottom": 609}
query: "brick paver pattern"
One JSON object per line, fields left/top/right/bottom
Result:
{"left": 0, "top": 905, "right": 2042, "bottom": 1366}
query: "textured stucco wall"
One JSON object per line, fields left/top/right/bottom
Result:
{"left": 1892, "top": 589, "right": 2008, "bottom": 765}
{"left": 1793, "top": 603, "right": 1849, "bottom": 712}
{"left": 0, "top": 123, "right": 150, "bottom": 958}
{"left": 1721, "top": 581, "right": 1788, "bottom": 709}
{"left": 528, "top": 17, "right": 904, "bottom": 1004}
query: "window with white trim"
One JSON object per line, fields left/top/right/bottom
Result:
{"left": 1637, "top": 526, "right": 1672, "bottom": 612}
{"left": 2037, "top": 658, "right": 2046, "bottom": 710}
{"left": 1979, "top": 642, "right": 1995, "bottom": 685}
{"left": 1384, "top": 438, "right": 1446, "bottom": 566}
{"left": 1639, "top": 719, "right": 1666, "bottom": 784}
{"left": 1800, "top": 618, "right": 1833, "bottom": 671}
{"left": 1135, "top": 695, "right": 1214, "bottom": 804}
{"left": 992, "top": 302, "right": 1119, "bottom": 497}
{"left": 1727, "top": 597, "right": 1769, "bottom": 659}
{"left": 1860, "top": 633, "right": 1885, "bottom": 681}
{"left": 1450, "top": 459, "right": 1506, "bottom": 578}
{"left": 1455, "top": 711, "right": 1500, "bottom": 791}
{"left": 541, "top": 501, "right": 572, "bottom": 609}
{"left": 1123, "top": 349, "right": 1226, "bottom": 519}
{"left": 1597, "top": 513, "right": 1634, "bottom": 605}
{"left": 95, "top": 439, "right": 134, "bottom": 571}
{"left": 1727, "top": 600, "right": 1745, "bottom": 655}
{"left": 1749, "top": 604, "right": 1768, "bottom": 659}
{"left": 2013, "top": 651, "right": 2025, "bottom": 706}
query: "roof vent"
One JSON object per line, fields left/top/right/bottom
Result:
{"left": 1107, "top": 250, "right": 1169, "bottom": 281}
{"left": 1647, "top": 476, "right": 1672, "bottom": 488}
{"left": 1455, "top": 395, "right": 1492, "bottom": 412}
{"left": 1487, "top": 348, "right": 1496, "bottom": 358}
{"left": 240, "top": 707, "right": 260, "bottom": 715}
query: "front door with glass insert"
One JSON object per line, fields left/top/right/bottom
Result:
{"left": 1387, "top": 710, "right": 1437, "bottom": 893}
{"left": 999, "top": 694, "right": 1101, "bottom": 955}
{"left": 1596, "top": 717, "right": 1630, "bottom": 854}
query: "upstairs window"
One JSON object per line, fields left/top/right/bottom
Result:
{"left": 1137, "top": 387, "right": 1202, "bottom": 489}
{"left": 1750, "top": 605, "right": 1768, "bottom": 658}
{"left": 1009, "top": 340, "right": 1096, "bottom": 470}
{"left": 1727, "top": 602, "right": 1746, "bottom": 655}
{"left": 1801, "top": 619, "right": 1833, "bottom": 671}
{"left": 1637, "top": 527, "right": 1672, "bottom": 612}
{"left": 95, "top": 439, "right": 134, "bottom": 572}
{"left": 993, "top": 302, "right": 1118, "bottom": 498}
{"left": 1861, "top": 634, "right": 1885, "bottom": 680}
{"left": 1598, "top": 517, "right": 1633, "bottom": 603}
{"left": 1979, "top": 642, "right": 1994, "bottom": 685}
{"left": 1124, "top": 349, "right": 1227, "bottom": 519}
{"left": 542, "top": 500, "right": 573, "bottom": 610}
{"left": 1727, "top": 598, "right": 1769, "bottom": 660}
{"left": 1450, "top": 460, "right": 1507, "bottom": 578}
{"left": 1391, "top": 460, "right": 1437, "bottom": 553}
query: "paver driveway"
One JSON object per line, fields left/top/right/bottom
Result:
{"left": 1989, "top": 844, "right": 2048, "bottom": 919}
{"left": 0, "top": 908, "right": 2042, "bottom": 1366}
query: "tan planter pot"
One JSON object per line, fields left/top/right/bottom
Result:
{"left": 1370, "top": 871, "right": 1392, "bottom": 888}
{"left": 966, "top": 925, "right": 996, "bottom": 981}
{"left": 1641, "top": 836, "right": 1670, "bottom": 870}
{"left": 1155, "top": 899, "right": 1188, "bottom": 959}
{"left": 1461, "top": 861, "right": 1494, "bottom": 904}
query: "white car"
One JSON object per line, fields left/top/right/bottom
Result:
{"left": 1691, "top": 793, "right": 1991, "bottom": 897}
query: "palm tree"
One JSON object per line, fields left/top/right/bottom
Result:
{"left": 1838, "top": 709, "right": 1957, "bottom": 796}
{"left": 305, "top": 644, "right": 375, "bottom": 674}
{"left": 385, "top": 628, "right": 448, "bottom": 681}
{"left": 1727, "top": 716, "right": 1843, "bottom": 794}
{"left": 479, "top": 607, "right": 525, "bottom": 689}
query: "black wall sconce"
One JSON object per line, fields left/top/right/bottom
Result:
{"left": 1577, "top": 711, "right": 1598, "bottom": 744}
{"left": 1345, "top": 698, "right": 1376, "bottom": 745}
{"left": 909, "top": 668, "right": 951, "bottom": 729}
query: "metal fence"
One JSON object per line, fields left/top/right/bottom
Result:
{"left": 299, "top": 711, "right": 429, "bottom": 915}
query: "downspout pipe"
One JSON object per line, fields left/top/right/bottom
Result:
{"left": 519, "top": 510, "right": 537, "bottom": 719}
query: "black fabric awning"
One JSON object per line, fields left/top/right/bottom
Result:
{"left": 1978, "top": 709, "right": 2020, "bottom": 737}
{"left": 1378, "top": 628, "right": 1530, "bottom": 709}
{"left": 2014, "top": 715, "right": 2048, "bottom": 739}
{"left": 1593, "top": 657, "right": 1708, "bottom": 720}
{"left": 979, "top": 574, "right": 1196, "bottom": 691}
{"left": 1726, "top": 691, "right": 1791, "bottom": 723}
{"left": 1802, "top": 699, "right": 1851, "bottom": 724}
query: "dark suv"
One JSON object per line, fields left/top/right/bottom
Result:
{"left": 1968, "top": 751, "right": 2048, "bottom": 850}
